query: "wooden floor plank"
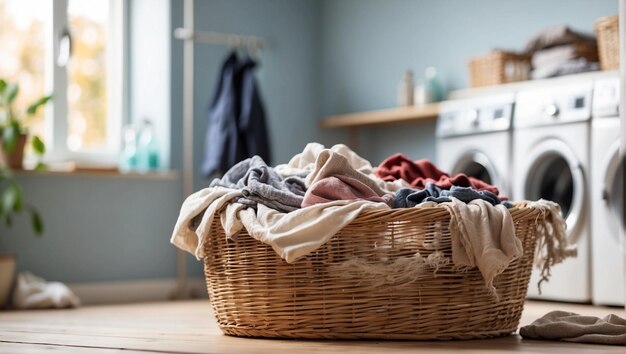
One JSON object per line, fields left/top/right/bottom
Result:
{"left": 0, "top": 342, "right": 153, "bottom": 354}
{"left": 0, "top": 300, "right": 623, "bottom": 354}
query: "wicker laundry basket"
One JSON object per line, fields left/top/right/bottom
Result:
{"left": 595, "top": 15, "right": 619, "bottom": 70}
{"left": 468, "top": 51, "right": 531, "bottom": 87}
{"left": 203, "top": 204, "right": 543, "bottom": 340}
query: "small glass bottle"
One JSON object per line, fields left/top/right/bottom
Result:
{"left": 397, "top": 70, "right": 414, "bottom": 107}
{"left": 119, "top": 125, "right": 138, "bottom": 173}
{"left": 424, "top": 67, "right": 445, "bottom": 103}
{"left": 136, "top": 119, "right": 160, "bottom": 173}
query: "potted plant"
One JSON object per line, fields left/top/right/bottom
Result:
{"left": 0, "top": 78, "right": 48, "bottom": 308}
{"left": 0, "top": 79, "right": 50, "bottom": 169}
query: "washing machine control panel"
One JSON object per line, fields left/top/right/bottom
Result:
{"left": 437, "top": 93, "right": 515, "bottom": 137}
{"left": 593, "top": 78, "right": 619, "bottom": 118}
{"left": 515, "top": 82, "right": 593, "bottom": 128}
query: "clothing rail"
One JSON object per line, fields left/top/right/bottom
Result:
{"left": 174, "top": 27, "right": 266, "bottom": 52}
{"left": 170, "top": 0, "right": 268, "bottom": 300}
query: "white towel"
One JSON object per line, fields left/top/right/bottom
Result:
{"left": 12, "top": 272, "right": 80, "bottom": 309}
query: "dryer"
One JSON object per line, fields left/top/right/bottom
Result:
{"left": 437, "top": 93, "right": 515, "bottom": 198}
{"left": 591, "top": 76, "right": 624, "bottom": 306}
{"left": 513, "top": 81, "right": 593, "bottom": 302}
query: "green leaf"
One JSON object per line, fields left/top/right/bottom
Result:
{"left": 34, "top": 162, "right": 47, "bottom": 171}
{"left": 31, "top": 209, "right": 43, "bottom": 236}
{"left": 4, "top": 83, "right": 18, "bottom": 105}
{"left": 26, "top": 95, "right": 52, "bottom": 116}
{"left": 32, "top": 135, "right": 45, "bottom": 155}
{"left": 2, "top": 182, "right": 22, "bottom": 213}
{"left": 2, "top": 121, "right": 18, "bottom": 152}
{"left": 0, "top": 167, "right": 11, "bottom": 180}
{"left": 0, "top": 80, "right": 6, "bottom": 95}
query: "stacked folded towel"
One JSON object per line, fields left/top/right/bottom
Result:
{"left": 525, "top": 25, "right": 599, "bottom": 79}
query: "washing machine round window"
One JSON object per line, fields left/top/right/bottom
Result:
{"left": 452, "top": 150, "right": 497, "bottom": 185}
{"left": 522, "top": 139, "right": 585, "bottom": 240}
{"left": 601, "top": 141, "right": 623, "bottom": 241}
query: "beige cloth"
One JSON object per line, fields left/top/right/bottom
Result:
{"left": 275, "top": 143, "right": 409, "bottom": 192}
{"left": 520, "top": 311, "right": 626, "bottom": 346}
{"left": 12, "top": 272, "right": 80, "bottom": 309}
{"left": 235, "top": 202, "right": 390, "bottom": 262}
{"left": 418, "top": 198, "right": 522, "bottom": 299}
{"left": 170, "top": 151, "right": 395, "bottom": 261}
{"left": 520, "top": 199, "right": 577, "bottom": 292}
{"left": 171, "top": 185, "right": 391, "bottom": 261}
{"left": 305, "top": 149, "right": 394, "bottom": 205}
{"left": 170, "top": 187, "right": 243, "bottom": 258}
{"left": 275, "top": 142, "right": 374, "bottom": 177}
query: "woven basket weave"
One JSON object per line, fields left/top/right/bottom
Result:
{"left": 468, "top": 51, "right": 531, "bottom": 88}
{"left": 203, "top": 204, "right": 543, "bottom": 340}
{"left": 595, "top": 15, "right": 619, "bottom": 70}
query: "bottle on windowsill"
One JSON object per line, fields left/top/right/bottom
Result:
{"left": 136, "top": 119, "right": 160, "bottom": 173}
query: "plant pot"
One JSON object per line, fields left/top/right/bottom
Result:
{"left": 0, "top": 253, "right": 16, "bottom": 309}
{"left": 0, "top": 133, "right": 27, "bottom": 169}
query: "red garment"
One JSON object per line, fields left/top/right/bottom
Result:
{"left": 376, "top": 153, "right": 500, "bottom": 195}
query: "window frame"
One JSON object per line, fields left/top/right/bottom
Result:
{"left": 42, "top": 0, "right": 127, "bottom": 165}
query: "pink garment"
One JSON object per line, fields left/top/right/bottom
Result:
{"left": 302, "top": 175, "right": 390, "bottom": 207}
{"left": 376, "top": 153, "right": 501, "bottom": 196}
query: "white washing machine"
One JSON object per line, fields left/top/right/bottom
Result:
{"left": 437, "top": 93, "right": 515, "bottom": 198}
{"left": 513, "top": 81, "right": 593, "bottom": 303}
{"left": 591, "top": 76, "right": 624, "bottom": 306}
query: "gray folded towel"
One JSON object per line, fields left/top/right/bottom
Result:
{"left": 520, "top": 310, "right": 626, "bottom": 346}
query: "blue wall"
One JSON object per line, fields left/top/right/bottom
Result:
{"left": 318, "top": 0, "right": 618, "bottom": 163}
{"left": 1, "top": 0, "right": 619, "bottom": 285}
{"left": 0, "top": 174, "right": 182, "bottom": 283}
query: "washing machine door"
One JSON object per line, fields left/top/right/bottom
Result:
{"left": 452, "top": 150, "right": 498, "bottom": 186}
{"left": 522, "top": 139, "right": 585, "bottom": 240}
{"left": 601, "top": 141, "right": 624, "bottom": 246}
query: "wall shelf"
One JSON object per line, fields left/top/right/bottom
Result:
{"left": 320, "top": 103, "right": 439, "bottom": 129}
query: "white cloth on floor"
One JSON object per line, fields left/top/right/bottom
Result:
{"left": 417, "top": 198, "right": 522, "bottom": 298}
{"left": 520, "top": 310, "right": 626, "bottom": 346}
{"left": 12, "top": 271, "right": 80, "bottom": 309}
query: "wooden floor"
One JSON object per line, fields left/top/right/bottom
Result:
{"left": 0, "top": 300, "right": 623, "bottom": 353}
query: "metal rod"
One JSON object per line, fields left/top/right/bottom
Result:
{"left": 170, "top": 6, "right": 268, "bottom": 300}
{"left": 173, "top": 28, "right": 266, "bottom": 50}
{"left": 170, "top": 0, "right": 195, "bottom": 301}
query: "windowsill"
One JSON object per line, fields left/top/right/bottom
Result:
{"left": 13, "top": 168, "right": 180, "bottom": 181}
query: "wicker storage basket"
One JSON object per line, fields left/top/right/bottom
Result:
{"left": 203, "top": 204, "right": 543, "bottom": 340}
{"left": 595, "top": 15, "right": 619, "bottom": 70}
{"left": 468, "top": 51, "right": 530, "bottom": 87}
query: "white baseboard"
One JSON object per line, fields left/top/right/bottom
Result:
{"left": 68, "top": 277, "right": 207, "bottom": 305}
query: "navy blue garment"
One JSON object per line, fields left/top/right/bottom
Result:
{"left": 393, "top": 183, "right": 506, "bottom": 208}
{"left": 202, "top": 52, "right": 271, "bottom": 177}
{"left": 239, "top": 57, "right": 271, "bottom": 164}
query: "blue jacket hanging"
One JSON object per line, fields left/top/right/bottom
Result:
{"left": 201, "top": 52, "right": 271, "bottom": 177}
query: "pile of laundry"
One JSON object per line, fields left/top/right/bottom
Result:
{"left": 172, "top": 143, "right": 574, "bottom": 296}
{"left": 525, "top": 25, "right": 599, "bottom": 79}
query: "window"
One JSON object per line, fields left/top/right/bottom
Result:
{"left": 0, "top": 0, "right": 126, "bottom": 164}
